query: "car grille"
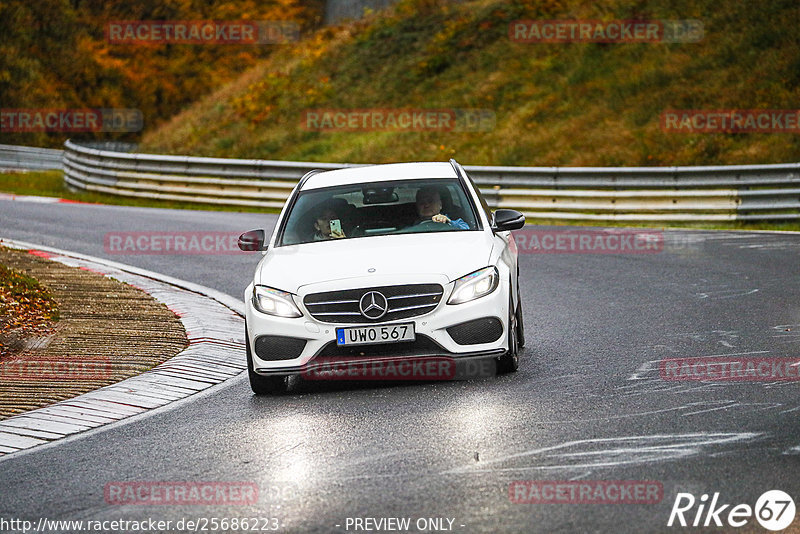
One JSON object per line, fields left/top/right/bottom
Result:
{"left": 303, "top": 284, "right": 443, "bottom": 324}
{"left": 314, "top": 334, "right": 445, "bottom": 358}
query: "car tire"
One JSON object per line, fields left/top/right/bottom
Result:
{"left": 516, "top": 288, "right": 525, "bottom": 349}
{"left": 245, "top": 324, "right": 289, "bottom": 395}
{"left": 497, "top": 293, "right": 519, "bottom": 374}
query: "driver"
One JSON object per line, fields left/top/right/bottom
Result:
{"left": 412, "top": 186, "right": 469, "bottom": 229}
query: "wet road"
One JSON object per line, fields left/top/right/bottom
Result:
{"left": 1, "top": 198, "right": 799, "bottom": 533}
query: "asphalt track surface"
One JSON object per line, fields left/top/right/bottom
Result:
{"left": 1, "top": 198, "right": 799, "bottom": 533}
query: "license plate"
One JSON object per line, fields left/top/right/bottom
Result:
{"left": 336, "top": 323, "right": 415, "bottom": 346}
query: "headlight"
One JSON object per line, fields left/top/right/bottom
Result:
{"left": 252, "top": 285, "right": 302, "bottom": 318}
{"left": 447, "top": 266, "right": 499, "bottom": 305}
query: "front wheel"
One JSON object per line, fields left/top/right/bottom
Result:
{"left": 516, "top": 289, "right": 525, "bottom": 349}
{"left": 245, "top": 325, "right": 289, "bottom": 395}
{"left": 497, "top": 294, "right": 520, "bottom": 374}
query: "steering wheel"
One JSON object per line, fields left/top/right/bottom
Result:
{"left": 404, "top": 219, "right": 459, "bottom": 233}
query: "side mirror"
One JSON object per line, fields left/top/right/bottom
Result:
{"left": 492, "top": 209, "right": 526, "bottom": 232}
{"left": 238, "top": 229, "right": 267, "bottom": 251}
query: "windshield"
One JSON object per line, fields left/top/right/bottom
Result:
{"left": 278, "top": 178, "right": 479, "bottom": 246}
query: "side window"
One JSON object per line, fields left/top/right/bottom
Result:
{"left": 467, "top": 174, "right": 493, "bottom": 224}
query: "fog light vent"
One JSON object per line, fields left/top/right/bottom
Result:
{"left": 254, "top": 335, "right": 306, "bottom": 360}
{"left": 447, "top": 317, "right": 503, "bottom": 345}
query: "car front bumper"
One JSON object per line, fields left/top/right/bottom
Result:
{"left": 244, "top": 274, "right": 510, "bottom": 377}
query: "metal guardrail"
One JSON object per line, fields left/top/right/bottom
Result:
{"left": 0, "top": 144, "right": 64, "bottom": 171}
{"left": 58, "top": 140, "right": 800, "bottom": 221}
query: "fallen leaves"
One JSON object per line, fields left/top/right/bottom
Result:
{"left": 0, "top": 262, "right": 59, "bottom": 357}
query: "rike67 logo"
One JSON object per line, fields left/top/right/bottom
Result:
{"left": 668, "top": 490, "right": 796, "bottom": 531}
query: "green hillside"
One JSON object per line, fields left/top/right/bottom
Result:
{"left": 140, "top": 0, "right": 800, "bottom": 166}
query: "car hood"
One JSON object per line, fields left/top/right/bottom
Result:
{"left": 255, "top": 232, "right": 494, "bottom": 292}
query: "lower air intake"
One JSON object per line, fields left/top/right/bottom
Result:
{"left": 254, "top": 335, "right": 306, "bottom": 360}
{"left": 447, "top": 317, "right": 503, "bottom": 345}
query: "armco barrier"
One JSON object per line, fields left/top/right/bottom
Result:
{"left": 0, "top": 144, "right": 63, "bottom": 171}
{"left": 41, "top": 140, "right": 800, "bottom": 221}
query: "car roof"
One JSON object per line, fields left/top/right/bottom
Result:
{"left": 300, "top": 162, "right": 458, "bottom": 190}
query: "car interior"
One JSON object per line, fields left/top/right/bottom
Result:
{"left": 281, "top": 180, "right": 477, "bottom": 245}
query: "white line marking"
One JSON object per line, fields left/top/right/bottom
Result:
{"left": 443, "top": 432, "right": 763, "bottom": 474}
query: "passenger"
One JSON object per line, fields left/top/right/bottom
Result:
{"left": 413, "top": 186, "right": 469, "bottom": 230}
{"left": 313, "top": 206, "right": 347, "bottom": 240}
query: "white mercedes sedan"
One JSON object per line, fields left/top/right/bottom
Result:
{"left": 238, "top": 159, "right": 525, "bottom": 394}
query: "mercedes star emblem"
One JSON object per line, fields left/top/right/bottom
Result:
{"left": 359, "top": 291, "right": 388, "bottom": 319}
